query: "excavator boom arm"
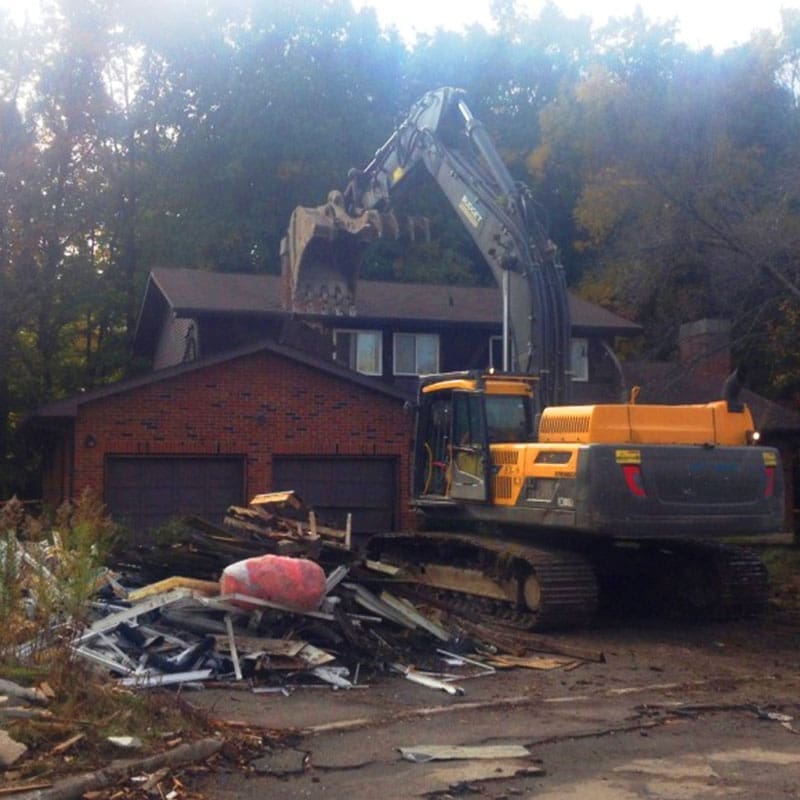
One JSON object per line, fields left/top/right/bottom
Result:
{"left": 282, "top": 87, "right": 571, "bottom": 410}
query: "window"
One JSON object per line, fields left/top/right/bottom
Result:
{"left": 485, "top": 395, "right": 530, "bottom": 442}
{"left": 571, "top": 337, "right": 589, "bottom": 382}
{"left": 393, "top": 333, "right": 440, "bottom": 376}
{"left": 488, "top": 335, "right": 516, "bottom": 371}
{"left": 334, "top": 329, "right": 382, "bottom": 376}
{"left": 489, "top": 335, "right": 503, "bottom": 370}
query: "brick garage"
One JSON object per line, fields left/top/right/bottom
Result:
{"left": 32, "top": 340, "right": 414, "bottom": 536}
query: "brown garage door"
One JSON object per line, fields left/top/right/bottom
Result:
{"left": 105, "top": 456, "right": 245, "bottom": 536}
{"left": 272, "top": 456, "right": 397, "bottom": 533}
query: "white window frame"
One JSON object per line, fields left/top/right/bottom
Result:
{"left": 571, "top": 337, "right": 589, "bottom": 382}
{"left": 333, "top": 329, "right": 383, "bottom": 376}
{"left": 393, "top": 332, "right": 440, "bottom": 376}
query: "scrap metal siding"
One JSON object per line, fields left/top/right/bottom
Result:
{"left": 70, "top": 350, "right": 414, "bottom": 530}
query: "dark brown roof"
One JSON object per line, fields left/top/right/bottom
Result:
{"left": 149, "top": 269, "right": 285, "bottom": 315}
{"left": 30, "top": 337, "right": 412, "bottom": 422}
{"left": 135, "top": 267, "right": 641, "bottom": 341}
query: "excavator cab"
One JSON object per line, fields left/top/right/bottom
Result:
{"left": 413, "top": 373, "right": 537, "bottom": 505}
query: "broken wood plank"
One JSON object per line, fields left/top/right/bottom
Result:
{"left": 315, "top": 522, "right": 349, "bottom": 541}
{"left": 223, "top": 515, "right": 289, "bottom": 539}
{"left": 211, "top": 635, "right": 306, "bottom": 657}
{"left": 227, "top": 505, "right": 277, "bottom": 526}
{"left": 364, "top": 559, "right": 401, "bottom": 576}
{"left": 399, "top": 744, "right": 531, "bottom": 762}
{"left": 139, "top": 767, "right": 170, "bottom": 793}
{"left": 249, "top": 490, "right": 304, "bottom": 510}
{"left": 485, "top": 654, "right": 577, "bottom": 670}
{"left": 0, "top": 707, "right": 54, "bottom": 721}
{"left": 0, "top": 680, "right": 48, "bottom": 706}
{"left": 300, "top": 694, "right": 539, "bottom": 735}
{"left": 48, "top": 734, "right": 85, "bottom": 757}
{"left": 0, "top": 784, "right": 53, "bottom": 797}
{"left": 297, "top": 643, "right": 336, "bottom": 667}
{"left": 10, "top": 738, "right": 223, "bottom": 800}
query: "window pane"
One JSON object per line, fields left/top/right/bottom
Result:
{"left": 489, "top": 336, "right": 503, "bottom": 369}
{"left": 394, "top": 334, "right": 416, "bottom": 374}
{"left": 416, "top": 334, "right": 439, "bottom": 374}
{"left": 335, "top": 330, "right": 381, "bottom": 375}
{"left": 356, "top": 332, "right": 381, "bottom": 375}
{"left": 334, "top": 331, "right": 352, "bottom": 368}
{"left": 571, "top": 338, "right": 589, "bottom": 382}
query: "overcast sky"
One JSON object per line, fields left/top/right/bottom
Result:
{"left": 0, "top": 0, "right": 793, "bottom": 52}
{"left": 355, "top": 0, "right": 790, "bottom": 51}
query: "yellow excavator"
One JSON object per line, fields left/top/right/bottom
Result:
{"left": 282, "top": 87, "right": 784, "bottom": 629}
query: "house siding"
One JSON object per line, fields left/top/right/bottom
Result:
{"left": 154, "top": 312, "right": 196, "bottom": 370}
{"left": 67, "top": 350, "right": 415, "bottom": 531}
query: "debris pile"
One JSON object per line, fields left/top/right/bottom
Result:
{"left": 55, "top": 492, "right": 602, "bottom": 696}
{"left": 7, "top": 491, "right": 604, "bottom": 701}
{"left": 1, "top": 492, "right": 608, "bottom": 798}
{"left": 111, "top": 492, "right": 351, "bottom": 582}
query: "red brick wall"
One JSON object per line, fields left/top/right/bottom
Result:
{"left": 70, "top": 350, "right": 416, "bottom": 529}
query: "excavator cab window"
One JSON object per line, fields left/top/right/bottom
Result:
{"left": 450, "top": 391, "right": 490, "bottom": 502}
{"left": 416, "top": 392, "right": 453, "bottom": 497}
{"left": 485, "top": 394, "right": 531, "bottom": 443}
{"left": 414, "top": 388, "right": 490, "bottom": 502}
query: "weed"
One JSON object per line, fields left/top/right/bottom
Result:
{"left": 0, "top": 489, "right": 118, "bottom": 672}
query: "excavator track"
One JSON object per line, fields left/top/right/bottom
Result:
{"left": 642, "top": 541, "right": 770, "bottom": 621}
{"left": 367, "top": 532, "right": 599, "bottom": 631}
{"left": 367, "top": 533, "right": 770, "bottom": 631}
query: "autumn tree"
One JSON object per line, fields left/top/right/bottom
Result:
{"left": 533, "top": 11, "right": 800, "bottom": 391}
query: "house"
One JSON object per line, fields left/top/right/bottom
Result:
{"left": 33, "top": 338, "right": 414, "bottom": 538}
{"left": 133, "top": 268, "right": 642, "bottom": 401}
{"left": 38, "top": 269, "right": 798, "bottom": 540}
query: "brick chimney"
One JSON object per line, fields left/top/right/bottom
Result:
{"left": 678, "top": 319, "right": 731, "bottom": 379}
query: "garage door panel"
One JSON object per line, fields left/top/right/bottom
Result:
{"left": 106, "top": 457, "right": 244, "bottom": 538}
{"left": 273, "top": 457, "right": 397, "bottom": 534}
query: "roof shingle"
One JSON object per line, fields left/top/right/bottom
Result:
{"left": 139, "top": 267, "right": 641, "bottom": 333}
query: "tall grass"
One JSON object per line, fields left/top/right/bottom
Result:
{"left": 0, "top": 490, "right": 118, "bottom": 683}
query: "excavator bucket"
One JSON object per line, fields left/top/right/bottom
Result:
{"left": 281, "top": 191, "right": 428, "bottom": 315}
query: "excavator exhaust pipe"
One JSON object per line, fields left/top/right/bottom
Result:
{"left": 282, "top": 190, "right": 429, "bottom": 315}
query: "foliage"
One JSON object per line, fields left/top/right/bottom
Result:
{"left": 534, "top": 14, "right": 800, "bottom": 376}
{"left": 3, "top": 0, "right": 800, "bottom": 495}
{"left": 0, "top": 489, "right": 118, "bottom": 667}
